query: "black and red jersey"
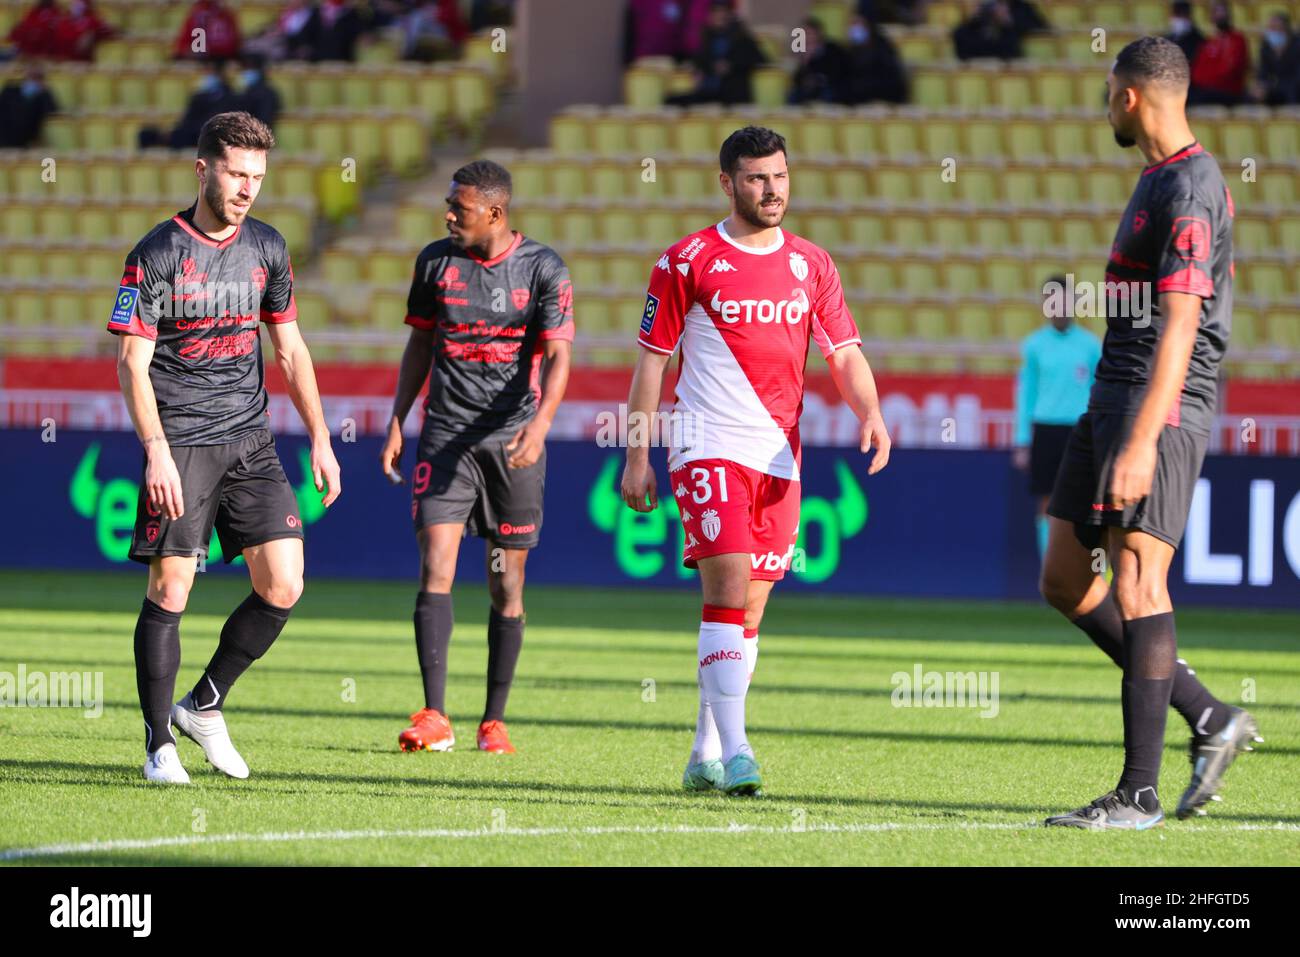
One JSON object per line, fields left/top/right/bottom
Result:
{"left": 107, "top": 205, "right": 297, "bottom": 447}
{"left": 405, "top": 231, "right": 574, "bottom": 440}
{"left": 1092, "top": 142, "right": 1234, "bottom": 435}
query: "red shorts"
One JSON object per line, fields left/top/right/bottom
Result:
{"left": 669, "top": 458, "right": 801, "bottom": 582}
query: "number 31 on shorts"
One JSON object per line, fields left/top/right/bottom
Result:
{"left": 690, "top": 466, "right": 729, "bottom": 504}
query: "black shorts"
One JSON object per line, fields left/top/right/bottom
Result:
{"left": 411, "top": 428, "right": 545, "bottom": 549}
{"left": 130, "top": 429, "right": 304, "bottom": 565}
{"left": 1046, "top": 411, "right": 1209, "bottom": 550}
{"left": 1029, "top": 423, "right": 1075, "bottom": 496}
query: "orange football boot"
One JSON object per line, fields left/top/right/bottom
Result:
{"left": 476, "top": 719, "right": 515, "bottom": 754}
{"left": 398, "top": 708, "right": 455, "bottom": 752}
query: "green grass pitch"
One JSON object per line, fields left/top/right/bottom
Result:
{"left": 1, "top": 569, "right": 1297, "bottom": 866}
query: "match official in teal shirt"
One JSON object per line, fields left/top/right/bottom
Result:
{"left": 1013, "top": 275, "right": 1103, "bottom": 559}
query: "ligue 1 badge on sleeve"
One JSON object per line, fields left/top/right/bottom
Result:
{"left": 109, "top": 285, "right": 140, "bottom": 325}
{"left": 640, "top": 292, "right": 660, "bottom": 335}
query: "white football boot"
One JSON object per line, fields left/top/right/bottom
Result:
{"left": 142, "top": 743, "right": 191, "bottom": 784}
{"left": 171, "top": 692, "right": 250, "bottom": 779}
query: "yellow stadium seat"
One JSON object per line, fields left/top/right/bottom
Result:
{"left": 1036, "top": 69, "right": 1078, "bottom": 111}
{"left": 845, "top": 210, "right": 887, "bottom": 247}
{"left": 1007, "top": 120, "right": 1048, "bottom": 161}
{"left": 413, "top": 72, "right": 451, "bottom": 126}
{"left": 592, "top": 116, "right": 631, "bottom": 157}
{"left": 674, "top": 113, "right": 716, "bottom": 155}
{"left": 638, "top": 208, "right": 681, "bottom": 247}
{"left": 910, "top": 68, "right": 949, "bottom": 108}
{"left": 302, "top": 73, "right": 341, "bottom": 111}
{"left": 921, "top": 118, "right": 961, "bottom": 159}
{"left": 943, "top": 257, "right": 983, "bottom": 294}
{"left": 861, "top": 300, "right": 908, "bottom": 339}
{"left": 897, "top": 33, "right": 938, "bottom": 63}
{"left": 1042, "top": 166, "right": 1083, "bottom": 205}
{"left": 984, "top": 254, "right": 1026, "bottom": 294}
{"left": 375, "top": 72, "right": 414, "bottom": 111}
{"left": 1059, "top": 215, "right": 1101, "bottom": 251}
{"left": 929, "top": 211, "right": 972, "bottom": 251}
{"left": 44, "top": 160, "right": 86, "bottom": 200}
{"left": 973, "top": 212, "right": 1014, "bottom": 250}
{"left": 1264, "top": 123, "right": 1299, "bottom": 159}
{"left": 954, "top": 165, "right": 998, "bottom": 204}
{"left": 452, "top": 68, "right": 494, "bottom": 126}
{"left": 557, "top": 208, "right": 597, "bottom": 246}
{"left": 1240, "top": 261, "right": 1289, "bottom": 298}
{"left": 1266, "top": 310, "right": 1300, "bottom": 350}
{"left": 367, "top": 249, "right": 412, "bottom": 286}
{"left": 1000, "top": 164, "right": 1041, "bottom": 204}
{"left": 309, "top": 118, "right": 348, "bottom": 162}
{"left": 1260, "top": 169, "right": 1296, "bottom": 207}
{"left": 1000, "top": 299, "right": 1041, "bottom": 339}
{"left": 790, "top": 114, "right": 838, "bottom": 157}
{"left": 1232, "top": 306, "right": 1259, "bottom": 349}
{"left": 624, "top": 68, "right": 667, "bottom": 109}
{"left": 1022, "top": 35, "right": 1058, "bottom": 62}
{"left": 514, "top": 207, "right": 556, "bottom": 245}
{"left": 994, "top": 72, "right": 1034, "bottom": 111}
{"left": 887, "top": 211, "right": 928, "bottom": 250}
{"left": 590, "top": 162, "right": 629, "bottom": 201}
{"left": 954, "top": 300, "right": 995, "bottom": 340}
{"left": 1235, "top": 214, "right": 1274, "bottom": 255}
{"left": 911, "top": 300, "right": 949, "bottom": 339}
{"left": 898, "top": 257, "right": 940, "bottom": 294}
{"left": 568, "top": 253, "right": 604, "bottom": 292}
{"left": 874, "top": 165, "right": 916, "bottom": 202}
{"left": 952, "top": 71, "right": 991, "bottom": 110}
{"left": 384, "top": 114, "right": 428, "bottom": 175}
{"left": 550, "top": 113, "right": 588, "bottom": 155}
{"left": 84, "top": 246, "right": 122, "bottom": 284}
{"left": 397, "top": 206, "right": 435, "bottom": 246}
{"left": 629, "top": 118, "right": 671, "bottom": 156}
{"left": 831, "top": 165, "right": 870, "bottom": 203}
{"left": 962, "top": 117, "right": 1002, "bottom": 159}
{"left": 879, "top": 117, "right": 919, "bottom": 159}
{"left": 1220, "top": 120, "right": 1260, "bottom": 160}
{"left": 607, "top": 249, "right": 651, "bottom": 290}
{"left": 1276, "top": 214, "right": 1300, "bottom": 253}
{"left": 666, "top": 164, "right": 712, "bottom": 200}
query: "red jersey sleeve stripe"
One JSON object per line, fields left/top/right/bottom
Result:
{"left": 1157, "top": 267, "right": 1214, "bottom": 297}
{"left": 121, "top": 265, "right": 143, "bottom": 286}
{"left": 825, "top": 336, "right": 863, "bottom": 354}
{"left": 106, "top": 315, "right": 158, "bottom": 340}
{"left": 539, "top": 320, "right": 575, "bottom": 342}
{"left": 405, "top": 314, "right": 437, "bottom": 330}
{"left": 260, "top": 295, "right": 298, "bottom": 324}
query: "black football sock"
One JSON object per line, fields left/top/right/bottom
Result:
{"left": 1073, "top": 598, "right": 1230, "bottom": 736}
{"left": 1117, "top": 613, "right": 1177, "bottom": 805}
{"left": 415, "top": 591, "right": 453, "bottom": 713}
{"left": 191, "top": 592, "right": 291, "bottom": 711}
{"left": 483, "top": 607, "right": 524, "bottom": 723}
{"left": 134, "top": 598, "right": 182, "bottom": 752}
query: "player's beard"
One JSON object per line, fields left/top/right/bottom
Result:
{"left": 1112, "top": 125, "right": 1136, "bottom": 148}
{"left": 735, "top": 191, "right": 785, "bottom": 230}
{"left": 204, "top": 176, "right": 246, "bottom": 227}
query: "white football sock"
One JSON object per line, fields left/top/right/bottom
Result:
{"left": 698, "top": 613, "right": 751, "bottom": 762}
{"left": 690, "top": 670, "right": 722, "bottom": 765}
{"left": 743, "top": 629, "right": 759, "bottom": 686}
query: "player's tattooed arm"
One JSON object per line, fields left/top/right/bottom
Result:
{"left": 116, "top": 334, "right": 185, "bottom": 520}
{"left": 507, "top": 338, "right": 570, "bottom": 469}
{"left": 381, "top": 327, "right": 436, "bottom": 482}
{"left": 620, "top": 347, "right": 673, "bottom": 511}
{"left": 826, "top": 345, "right": 892, "bottom": 475}
{"left": 267, "top": 319, "right": 342, "bottom": 507}
{"left": 1110, "top": 292, "right": 1201, "bottom": 507}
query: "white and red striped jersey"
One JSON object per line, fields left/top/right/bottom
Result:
{"left": 636, "top": 220, "right": 861, "bottom": 480}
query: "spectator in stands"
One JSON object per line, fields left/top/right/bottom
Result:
{"left": 623, "top": 0, "right": 689, "bottom": 64}
{"left": 842, "top": 14, "right": 907, "bottom": 103}
{"left": 1164, "top": 1, "right": 1204, "bottom": 68}
{"left": 470, "top": 0, "right": 515, "bottom": 32}
{"left": 1255, "top": 11, "right": 1300, "bottom": 105}
{"left": 953, "top": 0, "right": 1023, "bottom": 61}
{"left": 399, "top": 0, "right": 470, "bottom": 62}
{"left": 8, "top": 0, "right": 64, "bottom": 59}
{"left": 679, "top": 0, "right": 715, "bottom": 60}
{"left": 51, "top": 0, "right": 115, "bottom": 61}
{"left": 1006, "top": 0, "right": 1048, "bottom": 34}
{"left": 789, "top": 16, "right": 848, "bottom": 104}
{"left": 1189, "top": 2, "right": 1250, "bottom": 105}
{"left": 138, "top": 61, "right": 234, "bottom": 149}
{"left": 310, "top": 0, "right": 367, "bottom": 62}
{"left": 173, "top": 0, "right": 241, "bottom": 62}
{"left": 234, "top": 53, "right": 280, "bottom": 127}
{"left": 243, "top": 0, "right": 317, "bottom": 61}
{"left": 857, "top": 1, "right": 927, "bottom": 25}
{"left": 0, "top": 62, "right": 59, "bottom": 147}
{"left": 665, "top": 0, "right": 766, "bottom": 106}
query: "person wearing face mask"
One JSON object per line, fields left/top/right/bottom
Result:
{"left": 0, "top": 64, "right": 59, "bottom": 147}
{"left": 51, "top": 0, "right": 115, "bottom": 61}
{"left": 1164, "top": 1, "right": 1204, "bottom": 67}
{"left": 843, "top": 14, "right": 907, "bottom": 103}
{"left": 1188, "top": 2, "right": 1250, "bottom": 105}
{"left": 1255, "top": 12, "right": 1300, "bottom": 105}
{"left": 789, "top": 16, "right": 849, "bottom": 104}
{"left": 138, "top": 62, "right": 236, "bottom": 149}
{"left": 233, "top": 54, "right": 280, "bottom": 127}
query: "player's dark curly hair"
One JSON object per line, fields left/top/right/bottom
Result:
{"left": 197, "top": 111, "right": 276, "bottom": 161}
{"left": 719, "top": 126, "right": 787, "bottom": 179}
{"left": 1114, "top": 35, "right": 1190, "bottom": 91}
{"left": 452, "top": 159, "right": 513, "bottom": 206}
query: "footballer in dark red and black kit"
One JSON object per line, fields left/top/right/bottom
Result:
{"left": 382, "top": 160, "right": 572, "bottom": 756}
{"left": 1040, "top": 39, "right": 1257, "bottom": 831}
{"left": 112, "top": 111, "right": 341, "bottom": 785}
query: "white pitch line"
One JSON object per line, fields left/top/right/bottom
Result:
{"left": 3, "top": 820, "right": 1299, "bottom": 861}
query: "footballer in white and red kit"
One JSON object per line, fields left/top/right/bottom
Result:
{"left": 621, "top": 127, "right": 892, "bottom": 797}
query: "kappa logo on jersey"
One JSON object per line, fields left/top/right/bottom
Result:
{"left": 686, "top": 532, "right": 699, "bottom": 549}
{"left": 788, "top": 251, "right": 808, "bottom": 281}
{"left": 1172, "top": 217, "right": 1211, "bottom": 261}
{"left": 709, "top": 288, "right": 809, "bottom": 324}
{"left": 656, "top": 254, "right": 671, "bottom": 272}
{"left": 640, "top": 292, "right": 660, "bottom": 334}
{"left": 709, "top": 258, "right": 737, "bottom": 274}
{"left": 109, "top": 285, "right": 140, "bottom": 325}
{"left": 700, "top": 508, "right": 721, "bottom": 542}
{"left": 511, "top": 288, "right": 531, "bottom": 309}
{"left": 675, "top": 483, "right": 687, "bottom": 498}
{"left": 680, "top": 510, "right": 692, "bottom": 523}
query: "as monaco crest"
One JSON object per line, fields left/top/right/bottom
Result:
{"left": 788, "top": 252, "right": 808, "bottom": 281}
{"left": 700, "top": 508, "right": 721, "bottom": 542}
